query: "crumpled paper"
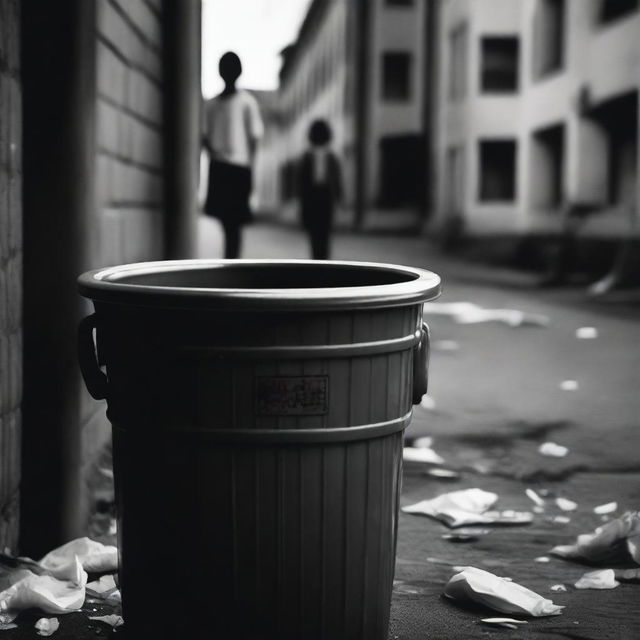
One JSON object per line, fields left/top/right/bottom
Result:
{"left": 550, "top": 511, "right": 640, "bottom": 565}
{"left": 444, "top": 567, "right": 563, "bottom": 617}
{"left": 89, "top": 614, "right": 124, "bottom": 628}
{"left": 39, "top": 537, "right": 117, "bottom": 579}
{"left": 35, "top": 617, "right": 60, "bottom": 636}
{"left": 0, "top": 537, "right": 118, "bottom": 623}
{"left": 574, "top": 569, "right": 619, "bottom": 590}
{"left": 0, "top": 556, "right": 86, "bottom": 622}
{"left": 402, "top": 488, "right": 533, "bottom": 528}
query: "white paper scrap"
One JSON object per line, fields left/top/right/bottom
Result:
{"left": 412, "top": 436, "right": 433, "bottom": 449}
{"left": 576, "top": 327, "right": 598, "bottom": 339}
{"left": 575, "top": 569, "right": 619, "bottom": 590}
{"left": 89, "top": 614, "right": 124, "bottom": 628}
{"left": 86, "top": 574, "right": 118, "bottom": 598}
{"left": 444, "top": 567, "right": 563, "bottom": 617}
{"left": 525, "top": 488, "right": 545, "bottom": 507}
{"left": 481, "top": 617, "right": 528, "bottom": 629}
{"left": 402, "top": 489, "right": 532, "bottom": 528}
{"left": 39, "top": 537, "right": 117, "bottom": 577}
{"left": 35, "top": 617, "right": 60, "bottom": 637}
{"left": 534, "top": 556, "right": 551, "bottom": 563}
{"left": 420, "top": 395, "right": 436, "bottom": 410}
{"left": 594, "top": 502, "right": 618, "bottom": 515}
{"left": 560, "top": 380, "right": 579, "bottom": 391}
{"left": 556, "top": 497, "right": 578, "bottom": 512}
{"left": 403, "top": 447, "right": 444, "bottom": 465}
{"left": 550, "top": 584, "right": 567, "bottom": 592}
{"left": 551, "top": 511, "right": 640, "bottom": 565}
{"left": 538, "top": 442, "right": 569, "bottom": 457}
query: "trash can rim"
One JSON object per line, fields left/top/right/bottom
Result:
{"left": 78, "top": 259, "right": 441, "bottom": 310}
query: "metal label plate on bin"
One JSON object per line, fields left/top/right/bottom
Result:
{"left": 255, "top": 376, "right": 329, "bottom": 416}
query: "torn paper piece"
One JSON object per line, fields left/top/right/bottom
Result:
{"left": 594, "top": 502, "right": 617, "bottom": 515}
{"left": 444, "top": 567, "right": 563, "bottom": 617}
{"left": 575, "top": 569, "right": 619, "bottom": 590}
{"left": 538, "top": 442, "right": 569, "bottom": 457}
{"left": 88, "top": 614, "right": 124, "bottom": 628}
{"left": 550, "top": 515, "right": 571, "bottom": 524}
{"left": 556, "top": 497, "right": 578, "bottom": 512}
{"left": 425, "top": 468, "right": 460, "bottom": 480}
{"left": 402, "top": 489, "right": 532, "bottom": 528}
{"left": 39, "top": 538, "right": 117, "bottom": 578}
{"left": 534, "top": 557, "right": 551, "bottom": 563}
{"left": 551, "top": 511, "right": 640, "bottom": 565}
{"left": 481, "top": 617, "right": 528, "bottom": 629}
{"left": 525, "top": 489, "right": 545, "bottom": 507}
{"left": 550, "top": 584, "right": 567, "bottom": 592}
{"left": 412, "top": 436, "right": 433, "bottom": 449}
{"left": 86, "top": 574, "right": 118, "bottom": 599}
{"left": 403, "top": 447, "right": 444, "bottom": 465}
{"left": 422, "top": 302, "right": 549, "bottom": 327}
{"left": 420, "top": 395, "right": 436, "bottom": 410}
{"left": 35, "top": 617, "right": 60, "bottom": 636}
{"left": 0, "top": 559, "right": 87, "bottom": 622}
{"left": 559, "top": 380, "right": 579, "bottom": 391}
{"left": 576, "top": 327, "right": 598, "bottom": 339}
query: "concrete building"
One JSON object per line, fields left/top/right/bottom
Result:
{"left": 1, "top": 0, "right": 201, "bottom": 556}
{"left": 274, "top": 0, "right": 434, "bottom": 227}
{"left": 434, "top": 0, "right": 639, "bottom": 247}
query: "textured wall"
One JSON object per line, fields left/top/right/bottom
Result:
{"left": 95, "top": 0, "right": 164, "bottom": 269}
{"left": 0, "top": 0, "right": 21, "bottom": 552}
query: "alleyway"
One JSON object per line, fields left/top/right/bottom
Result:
{"left": 199, "top": 216, "right": 640, "bottom": 639}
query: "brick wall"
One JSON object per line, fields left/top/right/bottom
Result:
{"left": 95, "top": 0, "right": 164, "bottom": 269}
{"left": 81, "top": 0, "right": 165, "bottom": 507}
{"left": 0, "top": 0, "right": 21, "bottom": 552}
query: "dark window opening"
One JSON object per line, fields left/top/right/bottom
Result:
{"left": 479, "top": 140, "right": 517, "bottom": 202}
{"left": 598, "top": 0, "right": 639, "bottom": 23}
{"left": 382, "top": 52, "right": 412, "bottom": 101}
{"left": 533, "top": 0, "right": 565, "bottom": 78}
{"left": 532, "top": 124, "right": 565, "bottom": 208}
{"left": 480, "top": 37, "right": 519, "bottom": 93}
{"left": 378, "top": 134, "right": 424, "bottom": 207}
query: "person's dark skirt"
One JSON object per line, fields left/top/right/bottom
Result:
{"left": 204, "top": 160, "right": 252, "bottom": 225}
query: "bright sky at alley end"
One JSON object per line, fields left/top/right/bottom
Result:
{"left": 202, "top": 0, "right": 313, "bottom": 98}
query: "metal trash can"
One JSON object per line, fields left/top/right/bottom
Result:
{"left": 78, "top": 259, "right": 441, "bottom": 639}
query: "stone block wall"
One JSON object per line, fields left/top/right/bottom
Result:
{"left": 0, "top": 0, "right": 21, "bottom": 552}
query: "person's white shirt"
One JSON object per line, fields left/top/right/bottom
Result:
{"left": 203, "top": 90, "right": 264, "bottom": 167}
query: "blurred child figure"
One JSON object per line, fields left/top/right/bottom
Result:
{"left": 203, "top": 52, "right": 263, "bottom": 258}
{"left": 297, "top": 119, "right": 342, "bottom": 260}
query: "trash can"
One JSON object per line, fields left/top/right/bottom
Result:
{"left": 78, "top": 259, "right": 441, "bottom": 639}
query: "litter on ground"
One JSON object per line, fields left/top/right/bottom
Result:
{"left": 403, "top": 447, "right": 444, "bottom": 465}
{"left": 560, "top": 380, "right": 579, "bottom": 391}
{"left": 88, "top": 614, "right": 124, "bottom": 628}
{"left": 538, "top": 442, "right": 569, "bottom": 457}
{"left": 556, "top": 497, "right": 578, "bottom": 512}
{"left": 574, "top": 569, "right": 619, "bottom": 590}
{"left": 481, "top": 617, "right": 528, "bottom": 629}
{"left": 576, "top": 327, "right": 598, "bottom": 339}
{"left": 444, "top": 566, "right": 564, "bottom": 617}
{"left": 594, "top": 501, "right": 618, "bottom": 515}
{"left": 35, "top": 617, "right": 59, "bottom": 637}
{"left": 422, "top": 302, "right": 549, "bottom": 327}
{"left": 550, "top": 584, "right": 567, "bottom": 592}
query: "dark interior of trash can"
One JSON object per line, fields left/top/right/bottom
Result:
{"left": 103, "top": 263, "right": 418, "bottom": 289}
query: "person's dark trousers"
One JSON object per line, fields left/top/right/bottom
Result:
{"left": 309, "top": 223, "right": 330, "bottom": 260}
{"left": 222, "top": 221, "right": 242, "bottom": 259}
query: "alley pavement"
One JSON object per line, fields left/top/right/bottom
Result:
{"left": 4, "top": 217, "right": 638, "bottom": 639}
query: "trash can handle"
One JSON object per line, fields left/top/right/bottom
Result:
{"left": 412, "top": 322, "right": 430, "bottom": 404}
{"left": 78, "top": 313, "right": 109, "bottom": 400}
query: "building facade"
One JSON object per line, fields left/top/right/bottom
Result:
{"left": 434, "top": 0, "right": 639, "bottom": 241}
{"left": 274, "top": 0, "right": 433, "bottom": 226}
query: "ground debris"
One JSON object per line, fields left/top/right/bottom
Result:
{"left": 574, "top": 569, "right": 619, "bottom": 590}
{"left": 88, "top": 614, "right": 124, "bottom": 628}
{"left": 594, "top": 501, "right": 618, "bottom": 515}
{"left": 35, "top": 617, "right": 59, "bottom": 637}
{"left": 481, "top": 617, "right": 528, "bottom": 629}
{"left": 444, "top": 567, "right": 563, "bottom": 617}
{"left": 538, "top": 442, "right": 569, "bottom": 457}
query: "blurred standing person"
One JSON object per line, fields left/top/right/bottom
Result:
{"left": 297, "top": 119, "right": 342, "bottom": 260}
{"left": 203, "top": 52, "right": 263, "bottom": 258}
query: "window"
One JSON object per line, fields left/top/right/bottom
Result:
{"left": 382, "top": 52, "right": 412, "bottom": 101}
{"left": 479, "top": 140, "right": 517, "bottom": 201}
{"left": 598, "top": 0, "right": 638, "bottom": 23}
{"left": 480, "top": 37, "right": 519, "bottom": 93}
{"left": 533, "top": 0, "right": 565, "bottom": 78}
{"left": 531, "top": 124, "right": 565, "bottom": 208}
{"left": 449, "top": 24, "right": 468, "bottom": 101}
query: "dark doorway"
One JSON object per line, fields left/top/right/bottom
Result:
{"left": 378, "top": 134, "right": 425, "bottom": 207}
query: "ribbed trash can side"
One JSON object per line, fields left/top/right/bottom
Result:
{"left": 77, "top": 260, "right": 441, "bottom": 640}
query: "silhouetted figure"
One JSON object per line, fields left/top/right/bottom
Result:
{"left": 203, "top": 52, "right": 263, "bottom": 258}
{"left": 297, "top": 120, "right": 343, "bottom": 260}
